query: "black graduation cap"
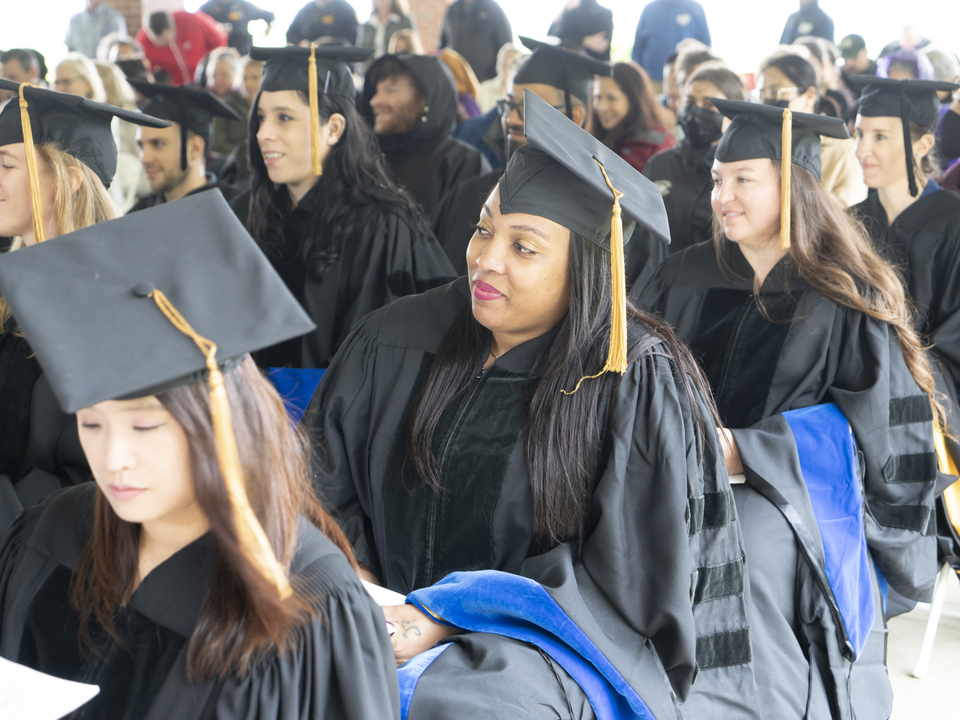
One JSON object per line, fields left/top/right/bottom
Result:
{"left": 250, "top": 44, "right": 372, "bottom": 175}
{"left": 0, "top": 190, "right": 314, "bottom": 599}
{"left": 0, "top": 79, "right": 169, "bottom": 188}
{"left": 848, "top": 76, "right": 960, "bottom": 196}
{"left": 251, "top": 44, "right": 372, "bottom": 99}
{"left": 513, "top": 36, "right": 611, "bottom": 118}
{"left": 499, "top": 90, "right": 669, "bottom": 384}
{"left": 128, "top": 80, "right": 245, "bottom": 170}
{"left": 712, "top": 98, "right": 849, "bottom": 249}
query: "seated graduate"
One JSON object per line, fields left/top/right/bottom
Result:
{"left": 640, "top": 100, "right": 941, "bottom": 720}
{"left": 0, "top": 193, "right": 399, "bottom": 719}
{"left": 429, "top": 36, "right": 615, "bottom": 276}
{"left": 0, "top": 79, "right": 168, "bottom": 535}
{"left": 126, "top": 80, "right": 244, "bottom": 212}
{"left": 230, "top": 45, "right": 456, "bottom": 370}
{"left": 313, "top": 91, "right": 759, "bottom": 719}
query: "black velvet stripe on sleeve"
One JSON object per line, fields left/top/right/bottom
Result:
{"left": 692, "top": 560, "right": 746, "bottom": 604}
{"left": 868, "top": 499, "right": 937, "bottom": 535}
{"left": 696, "top": 628, "right": 753, "bottom": 670}
{"left": 882, "top": 452, "right": 939, "bottom": 484}
{"left": 687, "top": 490, "right": 738, "bottom": 536}
{"left": 889, "top": 395, "right": 934, "bottom": 426}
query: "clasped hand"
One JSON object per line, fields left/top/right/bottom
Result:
{"left": 382, "top": 603, "right": 461, "bottom": 666}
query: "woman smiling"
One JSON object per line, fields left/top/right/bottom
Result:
{"left": 230, "top": 45, "right": 455, "bottom": 370}
{"left": 312, "top": 91, "right": 759, "bottom": 718}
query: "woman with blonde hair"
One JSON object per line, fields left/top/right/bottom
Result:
{"left": 54, "top": 53, "right": 107, "bottom": 102}
{"left": 641, "top": 100, "right": 941, "bottom": 719}
{"left": 0, "top": 80, "right": 167, "bottom": 534}
{"left": 94, "top": 59, "right": 147, "bottom": 208}
{"left": 438, "top": 46, "right": 482, "bottom": 121}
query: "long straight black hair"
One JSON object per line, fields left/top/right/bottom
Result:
{"left": 246, "top": 90, "right": 428, "bottom": 278}
{"left": 407, "top": 232, "right": 720, "bottom": 548}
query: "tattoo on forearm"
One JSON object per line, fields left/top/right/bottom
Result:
{"left": 400, "top": 620, "right": 421, "bottom": 640}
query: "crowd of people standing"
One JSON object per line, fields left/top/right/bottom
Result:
{"left": 0, "top": 1, "right": 958, "bottom": 718}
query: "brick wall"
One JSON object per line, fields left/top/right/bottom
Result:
{"left": 111, "top": 0, "right": 143, "bottom": 36}
{"left": 409, "top": 0, "right": 448, "bottom": 54}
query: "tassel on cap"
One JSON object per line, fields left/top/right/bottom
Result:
{"left": 18, "top": 84, "right": 46, "bottom": 244}
{"left": 563, "top": 158, "right": 628, "bottom": 395}
{"left": 148, "top": 289, "right": 292, "bottom": 600}
{"left": 308, "top": 44, "right": 323, "bottom": 176}
{"left": 900, "top": 82, "right": 919, "bottom": 197}
{"left": 780, "top": 108, "right": 792, "bottom": 250}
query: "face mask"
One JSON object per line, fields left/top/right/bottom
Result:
{"left": 678, "top": 104, "right": 724, "bottom": 147}
{"left": 763, "top": 97, "right": 791, "bottom": 109}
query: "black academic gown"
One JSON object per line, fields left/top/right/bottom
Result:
{"left": 641, "top": 243, "right": 939, "bottom": 720}
{"left": 641, "top": 141, "right": 716, "bottom": 256}
{"left": 127, "top": 173, "right": 238, "bottom": 214}
{"left": 854, "top": 186, "right": 960, "bottom": 566}
{"left": 311, "top": 278, "right": 760, "bottom": 719}
{"left": 0, "top": 484, "right": 400, "bottom": 720}
{"left": 230, "top": 185, "right": 456, "bottom": 369}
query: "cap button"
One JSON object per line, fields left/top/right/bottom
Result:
{"left": 133, "top": 282, "right": 156, "bottom": 297}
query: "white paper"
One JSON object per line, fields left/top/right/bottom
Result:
{"left": 0, "top": 656, "right": 99, "bottom": 720}
{"left": 728, "top": 473, "right": 747, "bottom": 485}
{"left": 362, "top": 579, "right": 407, "bottom": 607}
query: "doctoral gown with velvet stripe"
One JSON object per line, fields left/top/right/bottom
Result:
{"left": 853, "top": 186, "right": 960, "bottom": 564}
{"left": 639, "top": 241, "right": 939, "bottom": 720}
{"left": 310, "top": 277, "right": 760, "bottom": 719}
{"left": 230, "top": 183, "right": 456, "bottom": 370}
{"left": 0, "top": 484, "right": 400, "bottom": 720}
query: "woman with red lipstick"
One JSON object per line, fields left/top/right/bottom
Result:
{"left": 230, "top": 44, "right": 455, "bottom": 370}
{"left": 0, "top": 195, "right": 399, "bottom": 719}
{"left": 640, "top": 100, "right": 941, "bottom": 720}
{"left": 312, "top": 93, "right": 760, "bottom": 718}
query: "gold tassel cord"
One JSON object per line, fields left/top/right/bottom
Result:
{"left": 562, "top": 159, "right": 628, "bottom": 395}
{"left": 780, "top": 108, "right": 792, "bottom": 250}
{"left": 18, "top": 84, "right": 46, "bottom": 244}
{"left": 308, "top": 44, "right": 323, "bottom": 176}
{"left": 148, "top": 290, "right": 292, "bottom": 600}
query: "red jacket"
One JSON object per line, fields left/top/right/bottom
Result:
{"left": 615, "top": 128, "right": 676, "bottom": 174}
{"left": 137, "top": 11, "right": 227, "bottom": 86}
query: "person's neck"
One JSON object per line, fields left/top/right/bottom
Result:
{"left": 876, "top": 173, "right": 927, "bottom": 225}
{"left": 287, "top": 174, "right": 319, "bottom": 208}
{"left": 19, "top": 216, "right": 59, "bottom": 247}
{"left": 738, "top": 234, "right": 787, "bottom": 287}
{"left": 378, "top": 8, "right": 392, "bottom": 21}
{"left": 164, "top": 166, "right": 209, "bottom": 203}
{"left": 137, "top": 507, "right": 209, "bottom": 587}
{"left": 490, "top": 329, "right": 542, "bottom": 360}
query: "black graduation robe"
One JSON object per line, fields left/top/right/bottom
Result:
{"left": 310, "top": 278, "right": 760, "bottom": 719}
{"left": 230, "top": 185, "right": 456, "bottom": 369}
{"left": 0, "top": 484, "right": 400, "bottom": 720}
{"left": 126, "top": 173, "right": 239, "bottom": 214}
{"left": 640, "top": 242, "right": 939, "bottom": 719}
{"left": 0, "top": 333, "right": 42, "bottom": 532}
{"left": 853, "top": 186, "right": 960, "bottom": 564}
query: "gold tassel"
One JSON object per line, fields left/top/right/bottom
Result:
{"left": 148, "top": 289, "right": 292, "bottom": 600}
{"left": 780, "top": 108, "right": 792, "bottom": 250}
{"left": 935, "top": 428, "right": 958, "bottom": 475}
{"left": 563, "top": 159, "right": 628, "bottom": 395}
{"left": 18, "top": 84, "right": 46, "bottom": 244}
{"left": 308, "top": 44, "right": 322, "bottom": 177}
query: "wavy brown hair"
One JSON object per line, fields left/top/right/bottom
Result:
{"left": 712, "top": 161, "right": 946, "bottom": 428}
{"left": 70, "top": 357, "right": 356, "bottom": 681}
{"left": 589, "top": 63, "right": 662, "bottom": 149}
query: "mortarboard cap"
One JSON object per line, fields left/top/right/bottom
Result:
{"left": 128, "top": 81, "right": 245, "bottom": 171}
{"left": 513, "top": 36, "right": 611, "bottom": 118}
{"left": 712, "top": 98, "right": 849, "bottom": 249}
{"left": 0, "top": 190, "right": 315, "bottom": 599}
{"left": 848, "top": 76, "right": 960, "bottom": 195}
{"left": 0, "top": 79, "right": 170, "bottom": 242}
{"left": 499, "top": 90, "right": 669, "bottom": 387}
{"left": 251, "top": 44, "right": 372, "bottom": 176}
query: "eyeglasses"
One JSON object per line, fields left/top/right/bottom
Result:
{"left": 758, "top": 86, "right": 800, "bottom": 101}
{"left": 54, "top": 77, "right": 81, "bottom": 88}
{"left": 496, "top": 98, "right": 567, "bottom": 121}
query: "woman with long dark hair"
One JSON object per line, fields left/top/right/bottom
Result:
{"left": 641, "top": 100, "right": 941, "bottom": 720}
{"left": 590, "top": 62, "right": 674, "bottom": 173}
{"left": 231, "top": 45, "right": 455, "bottom": 369}
{"left": 640, "top": 61, "right": 744, "bottom": 257}
{"left": 313, "top": 92, "right": 759, "bottom": 718}
{"left": 0, "top": 195, "right": 398, "bottom": 718}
